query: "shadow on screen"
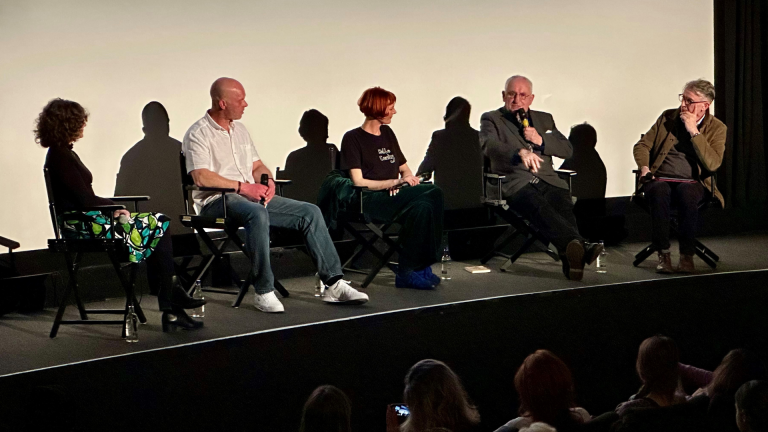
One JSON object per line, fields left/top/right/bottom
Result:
{"left": 416, "top": 97, "right": 484, "bottom": 230}
{"left": 114, "top": 101, "right": 188, "bottom": 234}
{"left": 278, "top": 109, "right": 339, "bottom": 204}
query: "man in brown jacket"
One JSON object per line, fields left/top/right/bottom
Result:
{"left": 633, "top": 79, "right": 726, "bottom": 274}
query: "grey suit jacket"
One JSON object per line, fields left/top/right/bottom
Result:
{"left": 480, "top": 107, "right": 573, "bottom": 198}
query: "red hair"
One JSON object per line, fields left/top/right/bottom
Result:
{"left": 358, "top": 87, "right": 396, "bottom": 119}
{"left": 514, "top": 350, "right": 578, "bottom": 428}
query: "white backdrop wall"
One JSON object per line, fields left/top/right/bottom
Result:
{"left": 0, "top": 0, "right": 714, "bottom": 251}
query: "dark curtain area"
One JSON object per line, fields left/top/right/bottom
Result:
{"left": 714, "top": 0, "right": 768, "bottom": 208}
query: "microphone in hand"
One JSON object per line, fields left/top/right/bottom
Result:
{"left": 260, "top": 174, "right": 269, "bottom": 205}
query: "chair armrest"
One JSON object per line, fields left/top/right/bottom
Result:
{"left": 273, "top": 179, "right": 291, "bottom": 185}
{"left": 185, "top": 185, "right": 237, "bottom": 193}
{"left": 351, "top": 185, "right": 369, "bottom": 190}
{"left": 106, "top": 196, "right": 150, "bottom": 201}
{"left": 75, "top": 205, "right": 126, "bottom": 212}
{"left": 0, "top": 236, "right": 20, "bottom": 250}
{"left": 483, "top": 173, "right": 506, "bottom": 180}
{"left": 632, "top": 169, "right": 641, "bottom": 174}
{"left": 555, "top": 169, "right": 577, "bottom": 177}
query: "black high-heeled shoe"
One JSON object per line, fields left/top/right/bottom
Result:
{"left": 168, "top": 276, "right": 207, "bottom": 310}
{"left": 162, "top": 307, "right": 203, "bottom": 332}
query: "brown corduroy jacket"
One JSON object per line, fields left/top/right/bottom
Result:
{"left": 633, "top": 108, "right": 727, "bottom": 207}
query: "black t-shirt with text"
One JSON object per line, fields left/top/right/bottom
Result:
{"left": 340, "top": 126, "right": 406, "bottom": 180}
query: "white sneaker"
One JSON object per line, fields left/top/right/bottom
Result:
{"left": 253, "top": 291, "right": 285, "bottom": 313}
{"left": 323, "top": 279, "right": 369, "bottom": 305}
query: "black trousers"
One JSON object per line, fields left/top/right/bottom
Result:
{"left": 507, "top": 181, "right": 583, "bottom": 253}
{"left": 145, "top": 233, "right": 175, "bottom": 311}
{"left": 362, "top": 184, "right": 444, "bottom": 272}
{"left": 643, "top": 180, "right": 704, "bottom": 255}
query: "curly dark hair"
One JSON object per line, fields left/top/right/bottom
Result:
{"left": 34, "top": 98, "right": 89, "bottom": 148}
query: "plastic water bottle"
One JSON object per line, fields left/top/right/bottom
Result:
{"left": 191, "top": 280, "right": 205, "bottom": 318}
{"left": 124, "top": 304, "right": 139, "bottom": 343}
{"left": 596, "top": 241, "right": 608, "bottom": 274}
{"left": 441, "top": 244, "right": 452, "bottom": 280}
{"left": 314, "top": 273, "right": 325, "bottom": 297}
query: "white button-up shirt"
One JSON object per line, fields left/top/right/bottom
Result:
{"left": 182, "top": 112, "right": 261, "bottom": 213}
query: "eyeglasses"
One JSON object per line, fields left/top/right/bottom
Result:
{"left": 679, "top": 94, "right": 709, "bottom": 106}
{"left": 505, "top": 92, "right": 531, "bottom": 101}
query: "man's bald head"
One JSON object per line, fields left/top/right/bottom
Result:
{"left": 209, "top": 77, "right": 248, "bottom": 121}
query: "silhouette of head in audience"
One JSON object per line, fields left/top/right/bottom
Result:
{"left": 142, "top": 101, "right": 170, "bottom": 137}
{"left": 735, "top": 380, "right": 768, "bottom": 432}
{"left": 443, "top": 97, "right": 471, "bottom": 128}
{"left": 299, "top": 109, "right": 330, "bottom": 146}
{"left": 401, "top": 359, "right": 480, "bottom": 432}
{"left": 515, "top": 350, "right": 582, "bottom": 429}
{"left": 707, "top": 349, "right": 767, "bottom": 400}
{"left": 520, "top": 423, "right": 558, "bottom": 432}
{"left": 299, "top": 385, "right": 352, "bottom": 432}
{"left": 635, "top": 335, "right": 681, "bottom": 403}
{"left": 569, "top": 123, "right": 597, "bottom": 149}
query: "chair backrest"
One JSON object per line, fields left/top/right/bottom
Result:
{"left": 179, "top": 151, "right": 195, "bottom": 216}
{"left": 43, "top": 167, "right": 61, "bottom": 239}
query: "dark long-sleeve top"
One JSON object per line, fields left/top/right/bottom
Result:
{"left": 45, "top": 145, "right": 114, "bottom": 211}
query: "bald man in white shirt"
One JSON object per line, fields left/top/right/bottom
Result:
{"left": 183, "top": 78, "right": 368, "bottom": 313}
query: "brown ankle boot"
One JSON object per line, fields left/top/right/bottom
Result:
{"left": 677, "top": 254, "right": 695, "bottom": 273}
{"left": 656, "top": 252, "right": 674, "bottom": 274}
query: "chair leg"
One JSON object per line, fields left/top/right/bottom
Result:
{"left": 695, "top": 239, "right": 720, "bottom": 263}
{"left": 481, "top": 226, "right": 520, "bottom": 264}
{"left": 50, "top": 254, "right": 78, "bottom": 338}
{"left": 500, "top": 235, "right": 537, "bottom": 272}
{"left": 634, "top": 244, "right": 657, "bottom": 267}
{"left": 362, "top": 236, "right": 403, "bottom": 288}
{"left": 232, "top": 275, "right": 250, "bottom": 308}
{"left": 274, "top": 280, "right": 290, "bottom": 298}
{"left": 128, "top": 265, "right": 147, "bottom": 324}
{"left": 694, "top": 242, "right": 717, "bottom": 269}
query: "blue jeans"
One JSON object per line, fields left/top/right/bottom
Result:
{"left": 200, "top": 194, "right": 342, "bottom": 294}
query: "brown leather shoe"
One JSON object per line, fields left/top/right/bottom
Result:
{"left": 564, "top": 239, "right": 585, "bottom": 281}
{"left": 656, "top": 252, "right": 674, "bottom": 274}
{"left": 677, "top": 254, "right": 695, "bottom": 273}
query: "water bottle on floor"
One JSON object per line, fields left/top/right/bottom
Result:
{"left": 596, "top": 241, "right": 608, "bottom": 274}
{"left": 191, "top": 280, "right": 205, "bottom": 318}
{"left": 441, "top": 244, "right": 452, "bottom": 280}
{"left": 124, "top": 304, "right": 139, "bottom": 343}
{"left": 314, "top": 273, "right": 324, "bottom": 297}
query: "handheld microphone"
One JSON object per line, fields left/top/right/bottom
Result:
{"left": 517, "top": 108, "right": 530, "bottom": 128}
{"left": 260, "top": 174, "right": 269, "bottom": 205}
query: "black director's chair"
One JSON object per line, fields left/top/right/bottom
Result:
{"left": 631, "top": 170, "right": 721, "bottom": 269}
{"left": 480, "top": 165, "right": 577, "bottom": 272}
{"left": 176, "top": 152, "right": 291, "bottom": 308}
{"left": 44, "top": 167, "right": 149, "bottom": 339}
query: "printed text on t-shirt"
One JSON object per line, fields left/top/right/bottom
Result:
{"left": 378, "top": 148, "right": 396, "bottom": 163}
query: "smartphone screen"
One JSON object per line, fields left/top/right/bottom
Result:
{"left": 392, "top": 403, "right": 409, "bottom": 424}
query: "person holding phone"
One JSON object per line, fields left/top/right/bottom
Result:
{"left": 37, "top": 98, "right": 205, "bottom": 331}
{"left": 386, "top": 359, "right": 480, "bottom": 432}
{"left": 633, "top": 79, "right": 726, "bottom": 274}
{"left": 340, "top": 87, "right": 445, "bottom": 290}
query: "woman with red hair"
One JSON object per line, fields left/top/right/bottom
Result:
{"left": 340, "top": 87, "right": 444, "bottom": 289}
{"left": 496, "top": 350, "right": 591, "bottom": 431}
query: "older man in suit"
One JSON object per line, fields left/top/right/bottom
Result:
{"left": 479, "top": 75, "right": 601, "bottom": 281}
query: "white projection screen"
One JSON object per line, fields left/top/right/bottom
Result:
{"left": 0, "top": 0, "right": 714, "bottom": 251}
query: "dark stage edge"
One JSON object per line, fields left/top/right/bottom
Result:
{"left": 1, "top": 233, "right": 767, "bottom": 377}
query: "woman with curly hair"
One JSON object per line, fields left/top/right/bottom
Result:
{"left": 36, "top": 98, "right": 204, "bottom": 331}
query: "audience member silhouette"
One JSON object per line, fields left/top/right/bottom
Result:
{"left": 559, "top": 123, "right": 606, "bottom": 200}
{"left": 496, "top": 350, "right": 590, "bottom": 432}
{"left": 114, "top": 101, "right": 187, "bottom": 234}
{"left": 416, "top": 97, "right": 483, "bottom": 211}
{"left": 280, "top": 109, "right": 339, "bottom": 204}
{"left": 735, "top": 380, "right": 768, "bottom": 432}
{"left": 616, "top": 336, "right": 686, "bottom": 416}
{"left": 299, "top": 385, "right": 352, "bottom": 432}
{"left": 393, "top": 359, "right": 481, "bottom": 432}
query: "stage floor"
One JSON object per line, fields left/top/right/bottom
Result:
{"left": 2, "top": 233, "right": 767, "bottom": 377}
